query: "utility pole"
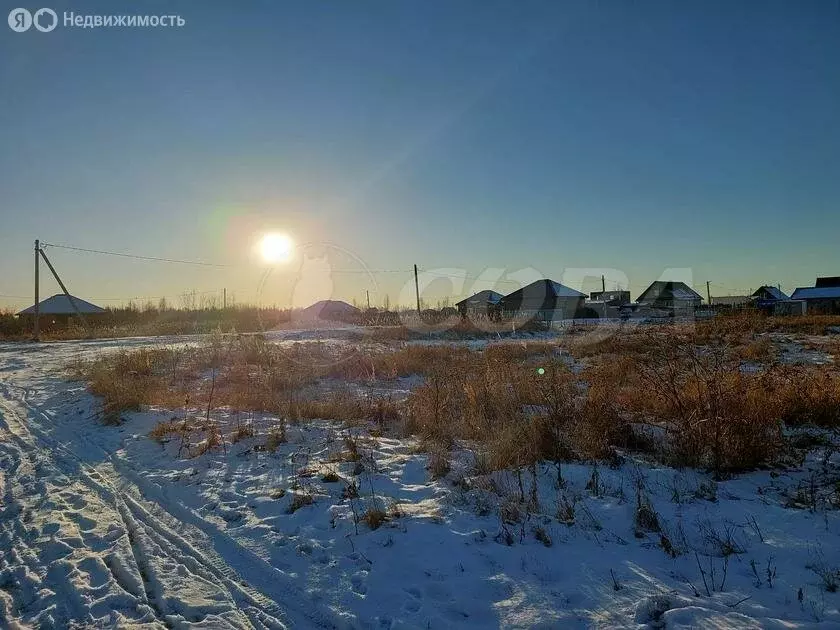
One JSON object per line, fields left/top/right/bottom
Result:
{"left": 414, "top": 264, "right": 421, "bottom": 316}
{"left": 39, "top": 248, "right": 89, "bottom": 332}
{"left": 223, "top": 288, "right": 226, "bottom": 310}
{"left": 33, "top": 239, "right": 40, "bottom": 341}
{"left": 366, "top": 290, "right": 370, "bottom": 310}
{"left": 706, "top": 280, "right": 712, "bottom": 306}
{"left": 601, "top": 274, "right": 606, "bottom": 293}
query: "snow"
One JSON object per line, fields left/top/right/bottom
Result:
{"left": 1, "top": 334, "right": 840, "bottom": 628}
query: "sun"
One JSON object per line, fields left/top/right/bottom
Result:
{"left": 260, "top": 233, "right": 294, "bottom": 263}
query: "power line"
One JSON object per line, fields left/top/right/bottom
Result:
{"left": 40, "top": 242, "right": 235, "bottom": 268}
{"left": 40, "top": 241, "right": 412, "bottom": 275}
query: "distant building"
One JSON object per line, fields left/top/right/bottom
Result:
{"left": 790, "top": 279, "right": 840, "bottom": 314}
{"left": 455, "top": 290, "right": 503, "bottom": 318}
{"left": 752, "top": 285, "right": 789, "bottom": 302}
{"left": 498, "top": 279, "right": 586, "bottom": 321}
{"left": 710, "top": 295, "right": 750, "bottom": 308}
{"left": 17, "top": 294, "right": 105, "bottom": 326}
{"left": 588, "top": 290, "right": 630, "bottom": 306}
{"left": 636, "top": 281, "right": 703, "bottom": 312}
{"left": 298, "top": 300, "right": 360, "bottom": 322}
{"left": 816, "top": 276, "right": 840, "bottom": 289}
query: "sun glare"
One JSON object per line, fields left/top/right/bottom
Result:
{"left": 260, "top": 233, "right": 293, "bottom": 263}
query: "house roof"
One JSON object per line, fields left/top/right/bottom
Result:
{"left": 299, "top": 300, "right": 360, "bottom": 319}
{"left": 751, "top": 285, "right": 789, "bottom": 300}
{"left": 500, "top": 279, "right": 586, "bottom": 304}
{"left": 636, "top": 281, "right": 703, "bottom": 303}
{"left": 816, "top": 277, "right": 840, "bottom": 288}
{"left": 790, "top": 287, "right": 840, "bottom": 300}
{"left": 17, "top": 294, "right": 106, "bottom": 315}
{"left": 455, "top": 290, "right": 503, "bottom": 308}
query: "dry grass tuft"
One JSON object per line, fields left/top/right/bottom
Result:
{"left": 287, "top": 493, "right": 314, "bottom": 513}
{"left": 427, "top": 450, "right": 451, "bottom": 480}
{"left": 361, "top": 505, "right": 389, "bottom": 530}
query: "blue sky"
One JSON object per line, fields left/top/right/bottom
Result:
{"left": 1, "top": 0, "right": 838, "bottom": 309}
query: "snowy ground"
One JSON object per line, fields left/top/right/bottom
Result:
{"left": 1, "top": 335, "right": 840, "bottom": 628}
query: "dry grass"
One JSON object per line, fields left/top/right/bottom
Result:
{"left": 360, "top": 504, "right": 389, "bottom": 530}
{"left": 80, "top": 320, "right": 840, "bottom": 477}
{"left": 287, "top": 493, "right": 314, "bottom": 514}
{"left": 427, "top": 450, "right": 451, "bottom": 480}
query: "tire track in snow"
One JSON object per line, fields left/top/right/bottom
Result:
{"left": 0, "top": 383, "right": 333, "bottom": 629}
{"left": 9, "top": 381, "right": 347, "bottom": 629}
{"left": 0, "top": 394, "right": 163, "bottom": 628}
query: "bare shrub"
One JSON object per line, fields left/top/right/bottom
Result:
{"left": 630, "top": 332, "right": 784, "bottom": 474}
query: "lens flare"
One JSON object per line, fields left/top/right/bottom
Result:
{"left": 260, "top": 233, "right": 293, "bottom": 263}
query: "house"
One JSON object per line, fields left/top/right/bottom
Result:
{"left": 750, "top": 285, "right": 790, "bottom": 313}
{"left": 636, "top": 281, "right": 703, "bottom": 313}
{"left": 17, "top": 294, "right": 106, "bottom": 327}
{"left": 455, "top": 290, "right": 503, "bottom": 318}
{"left": 752, "top": 285, "right": 789, "bottom": 302}
{"left": 17, "top": 293, "right": 106, "bottom": 331}
{"left": 589, "top": 290, "right": 630, "bottom": 306}
{"left": 298, "top": 300, "right": 360, "bottom": 322}
{"left": 790, "top": 278, "right": 840, "bottom": 314}
{"left": 497, "top": 279, "right": 586, "bottom": 321}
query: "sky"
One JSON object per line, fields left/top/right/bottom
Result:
{"left": 1, "top": 0, "right": 838, "bottom": 310}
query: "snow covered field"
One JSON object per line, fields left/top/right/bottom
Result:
{"left": 1, "top": 333, "right": 840, "bottom": 629}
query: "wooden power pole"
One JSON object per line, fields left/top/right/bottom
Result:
{"left": 366, "top": 290, "right": 370, "bottom": 310}
{"left": 706, "top": 280, "right": 712, "bottom": 306}
{"left": 414, "top": 264, "right": 421, "bottom": 316}
{"left": 39, "top": 248, "right": 89, "bottom": 332}
{"left": 34, "top": 239, "right": 40, "bottom": 341}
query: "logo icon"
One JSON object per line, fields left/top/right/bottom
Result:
{"left": 33, "top": 7, "right": 56, "bottom": 32}
{"left": 8, "top": 8, "right": 32, "bottom": 32}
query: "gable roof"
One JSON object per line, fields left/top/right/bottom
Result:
{"left": 17, "top": 294, "right": 105, "bottom": 315}
{"left": 637, "top": 281, "right": 703, "bottom": 303}
{"left": 500, "top": 279, "right": 586, "bottom": 305}
{"left": 752, "top": 285, "right": 788, "bottom": 300}
{"left": 455, "top": 290, "right": 504, "bottom": 308}
{"left": 790, "top": 287, "right": 840, "bottom": 300}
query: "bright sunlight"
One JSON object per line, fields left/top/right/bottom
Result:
{"left": 259, "top": 233, "right": 294, "bottom": 263}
